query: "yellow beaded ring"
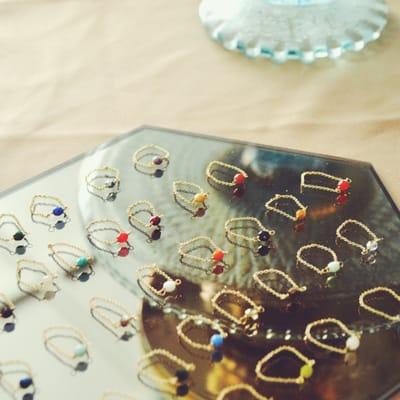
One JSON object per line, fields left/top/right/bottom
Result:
{"left": 137, "top": 265, "right": 181, "bottom": 298}
{"left": 359, "top": 287, "right": 400, "bottom": 322}
{"left": 0, "top": 360, "right": 35, "bottom": 398}
{"left": 206, "top": 160, "right": 248, "bottom": 197}
{"left": 0, "top": 213, "right": 30, "bottom": 255}
{"left": 305, "top": 318, "right": 361, "bottom": 355}
{"left": 216, "top": 384, "right": 273, "bottom": 400}
{"left": 86, "top": 219, "right": 133, "bottom": 257}
{"left": 85, "top": 166, "right": 121, "bottom": 202}
{"left": 132, "top": 144, "right": 170, "bottom": 177}
{"left": 265, "top": 194, "right": 307, "bottom": 223}
{"left": 172, "top": 180, "right": 209, "bottom": 217}
{"left": 127, "top": 200, "right": 163, "bottom": 242}
{"left": 296, "top": 243, "right": 343, "bottom": 275}
{"left": 225, "top": 217, "right": 275, "bottom": 256}
{"left": 178, "top": 236, "right": 228, "bottom": 276}
{"left": 48, "top": 242, "right": 95, "bottom": 282}
{"left": 29, "top": 194, "right": 69, "bottom": 230}
{"left": 336, "top": 219, "right": 383, "bottom": 257}
{"left": 300, "top": 171, "right": 351, "bottom": 195}
{"left": 16, "top": 259, "right": 59, "bottom": 301}
{"left": 255, "top": 346, "right": 315, "bottom": 385}
{"left": 176, "top": 315, "right": 227, "bottom": 362}
{"left": 211, "top": 289, "right": 264, "bottom": 336}
{"left": 253, "top": 269, "right": 307, "bottom": 300}
{"left": 89, "top": 297, "right": 138, "bottom": 340}
{"left": 137, "top": 348, "right": 195, "bottom": 398}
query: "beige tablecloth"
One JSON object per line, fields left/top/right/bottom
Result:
{"left": 0, "top": 0, "right": 399, "bottom": 204}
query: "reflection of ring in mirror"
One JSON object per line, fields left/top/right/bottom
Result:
{"left": 48, "top": 242, "right": 95, "bottom": 282}
{"left": 0, "top": 214, "right": 30, "bottom": 256}
{"left": 29, "top": 194, "right": 69, "bottom": 231}
{"left": 225, "top": 217, "right": 275, "bottom": 256}
{"left": 0, "top": 360, "right": 36, "bottom": 400}
{"left": 85, "top": 166, "right": 121, "bottom": 202}
{"left": 0, "top": 292, "right": 16, "bottom": 333}
{"left": 178, "top": 236, "right": 228, "bottom": 276}
{"left": 132, "top": 144, "right": 170, "bottom": 177}
{"left": 172, "top": 180, "right": 208, "bottom": 218}
{"left": 127, "top": 200, "right": 163, "bottom": 242}
{"left": 216, "top": 383, "right": 273, "bottom": 400}
{"left": 265, "top": 194, "right": 307, "bottom": 223}
{"left": 43, "top": 325, "right": 91, "bottom": 372}
{"left": 89, "top": 297, "right": 138, "bottom": 341}
{"left": 137, "top": 348, "right": 195, "bottom": 398}
{"left": 16, "top": 259, "right": 59, "bottom": 301}
{"left": 86, "top": 219, "right": 133, "bottom": 257}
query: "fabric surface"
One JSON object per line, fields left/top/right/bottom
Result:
{"left": 0, "top": 0, "right": 398, "bottom": 204}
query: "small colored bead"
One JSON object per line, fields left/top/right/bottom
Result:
{"left": 78, "top": 272, "right": 90, "bottom": 282}
{"left": 327, "top": 261, "right": 342, "bottom": 273}
{"left": 3, "top": 322, "right": 15, "bottom": 332}
{"left": 76, "top": 257, "right": 89, "bottom": 268}
{"left": 257, "top": 245, "right": 270, "bottom": 256}
{"left": 175, "top": 369, "right": 189, "bottom": 382}
{"left": 151, "top": 229, "right": 161, "bottom": 241}
{"left": 118, "top": 247, "right": 130, "bottom": 257}
{"left": 212, "top": 264, "right": 224, "bottom": 275}
{"left": 54, "top": 220, "right": 66, "bottom": 230}
{"left": 13, "top": 231, "right": 25, "bottom": 241}
{"left": 74, "top": 344, "right": 87, "bottom": 358}
{"left": 337, "top": 179, "right": 351, "bottom": 193}
{"left": 300, "top": 363, "right": 313, "bottom": 379}
{"left": 23, "top": 394, "right": 34, "bottom": 400}
{"left": 258, "top": 230, "right": 270, "bottom": 242}
{"left": 152, "top": 156, "right": 163, "bottom": 165}
{"left": 117, "top": 232, "right": 129, "bottom": 243}
{"left": 296, "top": 209, "right": 307, "bottom": 221}
{"left": 19, "top": 377, "right": 33, "bottom": 389}
{"left": 366, "top": 240, "right": 378, "bottom": 252}
{"left": 1, "top": 307, "right": 13, "bottom": 318}
{"left": 52, "top": 207, "right": 64, "bottom": 217}
{"left": 212, "top": 249, "right": 225, "bottom": 262}
{"left": 149, "top": 215, "right": 161, "bottom": 226}
{"left": 106, "top": 192, "right": 117, "bottom": 202}
{"left": 76, "top": 361, "right": 88, "bottom": 372}
{"left": 195, "top": 208, "right": 206, "bottom": 217}
{"left": 336, "top": 194, "right": 349, "bottom": 206}
{"left": 211, "top": 351, "right": 223, "bottom": 363}
{"left": 162, "top": 280, "right": 177, "bottom": 293}
{"left": 193, "top": 193, "right": 208, "bottom": 204}
{"left": 210, "top": 334, "right": 224, "bottom": 348}
{"left": 15, "top": 245, "right": 26, "bottom": 255}
{"left": 120, "top": 315, "right": 131, "bottom": 327}
{"left": 154, "top": 169, "right": 164, "bottom": 178}
{"left": 346, "top": 335, "right": 360, "bottom": 351}
{"left": 233, "top": 173, "right": 246, "bottom": 185}
{"left": 176, "top": 383, "right": 189, "bottom": 397}
{"left": 232, "top": 186, "right": 245, "bottom": 197}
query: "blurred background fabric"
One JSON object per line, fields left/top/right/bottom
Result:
{"left": 0, "top": 0, "right": 398, "bottom": 203}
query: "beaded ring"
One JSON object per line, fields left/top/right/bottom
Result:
{"left": 296, "top": 244, "right": 343, "bottom": 275}
{"left": 0, "top": 292, "right": 16, "bottom": 333}
{"left": 336, "top": 219, "right": 383, "bottom": 257}
{"left": 132, "top": 144, "right": 170, "bottom": 177}
{"left": 101, "top": 392, "right": 136, "bottom": 400}
{"left": 176, "top": 316, "right": 227, "bottom": 362}
{"left": 224, "top": 217, "right": 275, "bottom": 256}
{"left": 0, "top": 214, "right": 30, "bottom": 255}
{"left": 48, "top": 242, "right": 95, "bottom": 282}
{"left": 137, "top": 348, "right": 195, "bottom": 398}
{"left": 253, "top": 269, "right": 307, "bottom": 300}
{"left": 265, "top": 194, "right": 307, "bottom": 222}
{"left": 211, "top": 289, "right": 264, "bottom": 336}
{"left": 300, "top": 171, "right": 351, "bottom": 195}
{"left": 172, "top": 181, "right": 209, "bottom": 217}
{"left": 127, "top": 200, "right": 163, "bottom": 242}
{"left": 89, "top": 297, "right": 138, "bottom": 340}
{"left": 178, "top": 236, "right": 228, "bottom": 276}
{"left": 16, "top": 259, "right": 59, "bottom": 301}
{"left": 85, "top": 166, "right": 121, "bottom": 201}
{"left": 137, "top": 265, "right": 181, "bottom": 298}
{"left": 255, "top": 346, "right": 315, "bottom": 385}
{"left": 43, "top": 325, "right": 90, "bottom": 372}
{"left": 0, "top": 360, "right": 35, "bottom": 399}
{"left": 216, "top": 384, "right": 273, "bottom": 400}
{"left": 86, "top": 219, "right": 133, "bottom": 257}
{"left": 29, "top": 194, "right": 69, "bottom": 230}
{"left": 206, "top": 160, "right": 248, "bottom": 196}
{"left": 305, "top": 318, "right": 361, "bottom": 354}
{"left": 359, "top": 287, "right": 400, "bottom": 322}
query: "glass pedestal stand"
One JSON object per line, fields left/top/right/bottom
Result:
{"left": 199, "top": 0, "right": 388, "bottom": 63}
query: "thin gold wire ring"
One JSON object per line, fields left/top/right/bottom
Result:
{"left": 216, "top": 384, "right": 273, "bottom": 400}
{"left": 132, "top": 144, "right": 170, "bottom": 173}
{"left": 265, "top": 194, "right": 307, "bottom": 222}
{"left": 359, "top": 287, "right": 400, "bottom": 321}
{"left": 300, "top": 171, "right": 351, "bottom": 194}
{"left": 137, "top": 264, "right": 181, "bottom": 297}
{"left": 85, "top": 166, "right": 121, "bottom": 201}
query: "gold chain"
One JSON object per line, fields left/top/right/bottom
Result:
{"left": 224, "top": 217, "right": 275, "bottom": 244}
{"left": 300, "top": 171, "right": 351, "bottom": 194}
{"left": 86, "top": 219, "right": 130, "bottom": 245}
{"left": 16, "top": 259, "right": 58, "bottom": 293}
{"left": 216, "top": 383, "right": 273, "bottom": 400}
{"left": 48, "top": 242, "right": 93, "bottom": 274}
{"left": 178, "top": 236, "right": 225, "bottom": 266}
{"left": 172, "top": 180, "right": 208, "bottom": 207}
{"left": 0, "top": 213, "right": 28, "bottom": 242}
{"left": 29, "top": 194, "right": 67, "bottom": 218}
{"left": 137, "top": 264, "right": 181, "bottom": 297}
{"left": 85, "top": 166, "right": 120, "bottom": 191}
{"left": 296, "top": 243, "right": 342, "bottom": 275}
{"left": 132, "top": 144, "right": 170, "bottom": 170}
{"left": 265, "top": 194, "right": 307, "bottom": 222}
{"left": 359, "top": 287, "right": 400, "bottom": 321}
{"left": 206, "top": 161, "right": 247, "bottom": 187}
{"left": 127, "top": 200, "right": 158, "bottom": 228}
